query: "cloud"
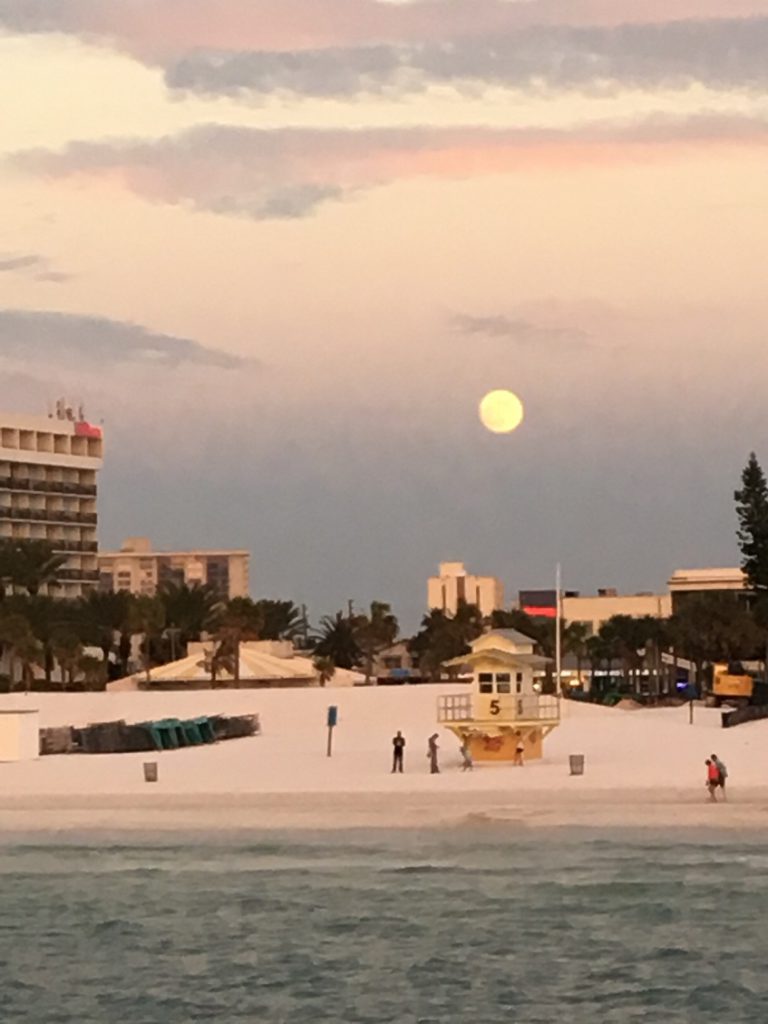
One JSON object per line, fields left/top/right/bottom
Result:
{"left": 5, "top": 1, "right": 768, "bottom": 62}
{"left": 0, "top": 252, "right": 71, "bottom": 283}
{"left": 451, "top": 313, "right": 591, "bottom": 349}
{"left": 0, "top": 254, "right": 42, "bottom": 272}
{"left": 11, "top": 115, "right": 768, "bottom": 220}
{"left": 163, "top": 17, "right": 768, "bottom": 100}
{"left": 0, "top": 310, "right": 249, "bottom": 369}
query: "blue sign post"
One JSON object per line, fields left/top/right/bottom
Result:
{"left": 327, "top": 705, "right": 338, "bottom": 757}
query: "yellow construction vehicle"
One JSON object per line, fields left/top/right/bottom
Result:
{"left": 711, "top": 662, "right": 756, "bottom": 707}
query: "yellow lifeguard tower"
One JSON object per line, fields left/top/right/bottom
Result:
{"left": 438, "top": 629, "right": 560, "bottom": 762}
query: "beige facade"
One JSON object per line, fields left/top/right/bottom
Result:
{"left": 428, "top": 561, "right": 504, "bottom": 617}
{"left": 563, "top": 591, "right": 671, "bottom": 635}
{"left": 668, "top": 566, "right": 747, "bottom": 613}
{"left": 98, "top": 537, "right": 250, "bottom": 600}
{"left": 0, "top": 408, "right": 103, "bottom": 598}
{"left": 668, "top": 567, "right": 746, "bottom": 595}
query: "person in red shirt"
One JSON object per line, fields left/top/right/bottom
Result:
{"left": 705, "top": 759, "right": 721, "bottom": 801}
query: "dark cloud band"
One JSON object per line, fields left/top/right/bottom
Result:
{"left": 0, "top": 310, "right": 249, "bottom": 369}
{"left": 165, "top": 18, "right": 768, "bottom": 99}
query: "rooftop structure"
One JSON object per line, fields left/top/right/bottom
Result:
{"left": 0, "top": 404, "right": 103, "bottom": 598}
{"left": 98, "top": 537, "right": 250, "bottom": 600}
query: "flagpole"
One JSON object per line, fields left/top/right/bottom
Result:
{"left": 555, "top": 563, "right": 562, "bottom": 696}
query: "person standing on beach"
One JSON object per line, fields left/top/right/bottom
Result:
{"left": 705, "top": 759, "right": 720, "bottom": 801}
{"left": 391, "top": 731, "right": 406, "bottom": 773}
{"left": 514, "top": 741, "right": 525, "bottom": 767}
{"left": 459, "top": 741, "right": 473, "bottom": 771}
{"left": 711, "top": 753, "right": 728, "bottom": 799}
{"left": 427, "top": 733, "right": 440, "bottom": 774}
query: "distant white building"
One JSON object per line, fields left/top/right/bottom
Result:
{"left": 668, "top": 567, "right": 747, "bottom": 612}
{"left": 99, "top": 537, "right": 250, "bottom": 600}
{"left": 427, "top": 561, "right": 504, "bottom": 617}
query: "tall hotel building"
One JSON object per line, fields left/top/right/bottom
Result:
{"left": 0, "top": 405, "right": 104, "bottom": 598}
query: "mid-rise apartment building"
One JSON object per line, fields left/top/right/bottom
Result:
{"left": 0, "top": 405, "right": 103, "bottom": 598}
{"left": 98, "top": 537, "right": 250, "bottom": 600}
{"left": 428, "top": 561, "right": 504, "bottom": 617}
{"left": 667, "top": 567, "right": 748, "bottom": 613}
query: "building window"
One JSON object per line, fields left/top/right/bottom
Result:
{"left": 206, "top": 558, "right": 230, "bottom": 598}
{"left": 478, "top": 672, "right": 493, "bottom": 694}
{"left": 157, "top": 558, "right": 185, "bottom": 588}
{"left": 495, "top": 672, "right": 511, "bottom": 694}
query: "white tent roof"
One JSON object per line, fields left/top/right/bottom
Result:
{"left": 123, "top": 644, "right": 364, "bottom": 688}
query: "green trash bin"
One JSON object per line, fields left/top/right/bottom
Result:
{"left": 139, "top": 722, "right": 164, "bottom": 751}
{"left": 194, "top": 716, "right": 216, "bottom": 744}
{"left": 181, "top": 720, "right": 203, "bottom": 746}
{"left": 156, "top": 719, "right": 183, "bottom": 749}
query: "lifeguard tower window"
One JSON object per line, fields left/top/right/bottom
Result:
{"left": 479, "top": 673, "right": 493, "bottom": 694}
{"left": 495, "top": 673, "right": 512, "bottom": 693}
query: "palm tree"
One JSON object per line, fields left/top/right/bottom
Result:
{"left": 253, "top": 599, "right": 304, "bottom": 641}
{"left": 313, "top": 655, "right": 336, "bottom": 688}
{"left": 0, "top": 613, "right": 43, "bottom": 691}
{"left": 9, "top": 593, "right": 75, "bottom": 685}
{"left": 314, "top": 611, "right": 362, "bottom": 670}
{"left": 128, "top": 595, "right": 166, "bottom": 683}
{"left": 212, "top": 597, "right": 263, "bottom": 684}
{"left": 77, "top": 589, "right": 133, "bottom": 674}
{"left": 408, "top": 602, "right": 484, "bottom": 679}
{"left": 50, "top": 629, "right": 83, "bottom": 689}
{"left": 157, "top": 581, "right": 222, "bottom": 656}
{"left": 563, "top": 621, "right": 591, "bottom": 689}
{"left": 355, "top": 601, "right": 399, "bottom": 684}
{"left": 0, "top": 540, "right": 68, "bottom": 596}
{"left": 78, "top": 653, "right": 106, "bottom": 691}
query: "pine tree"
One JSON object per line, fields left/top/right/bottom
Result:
{"left": 735, "top": 453, "right": 768, "bottom": 591}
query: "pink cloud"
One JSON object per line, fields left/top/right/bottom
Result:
{"left": 13, "top": 115, "right": 768, "bottom": 220}
{"left": 3, "top": 0, "right": 768, "bottom": 59}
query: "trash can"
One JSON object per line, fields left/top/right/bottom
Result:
{"left": 143, "top": 761, "right": 158, "bottom": 783}
{"left": 569, "top": 754, "right": 585, "bottom": 776}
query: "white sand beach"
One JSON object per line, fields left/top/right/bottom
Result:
{"left": 0, "top": 685, "right": 766, "bottom": 832}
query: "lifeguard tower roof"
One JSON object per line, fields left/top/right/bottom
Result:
{"left": 488, "top": 628, "right": 539, "bottom": 647}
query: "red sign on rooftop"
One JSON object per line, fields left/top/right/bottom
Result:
{"left": 75, "top": 422, "right": 102, "bottom": 439}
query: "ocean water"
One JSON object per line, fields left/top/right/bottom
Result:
{"left": 3, "top": 828, "right": 768, "bottom": 1024}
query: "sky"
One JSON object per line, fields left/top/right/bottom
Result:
{"left": 1, "top": 0, "right": 768, "bottom": 628}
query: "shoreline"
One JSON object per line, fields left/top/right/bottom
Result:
{"left": 1, "top": 787, "right": 767, "bottom": 834}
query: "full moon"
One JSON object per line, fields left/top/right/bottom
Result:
{"left": 479, "top": 389, "right": 525, "bottom": 434}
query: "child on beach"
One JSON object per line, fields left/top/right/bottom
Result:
{"left": 459, "top": 742, "right": 473, "bottom": 771}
